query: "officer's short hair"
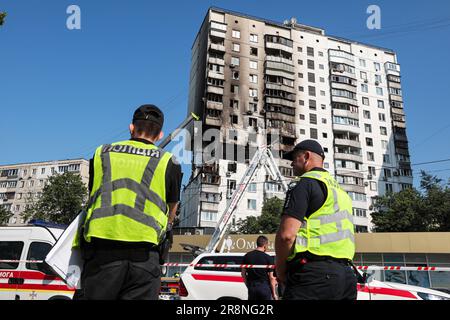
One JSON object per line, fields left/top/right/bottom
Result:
{"left": 133, "top": 119, "right": 162, "bottom": 138}
{"left": 132, "top": 104, "right": 164, "bottom": 138}
{"left": 256, "top": 235, "right": 269, "bottom": 247}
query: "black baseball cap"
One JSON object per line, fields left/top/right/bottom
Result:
{"left": 283, "top": 139, "right": 325, "bottom": 161}
{"left": 133, "top": 104, "right": 164, "bottom": 127}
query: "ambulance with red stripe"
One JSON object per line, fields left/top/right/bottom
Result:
{"left": 0, "top": 223, "right": 75, "bottom": 300}
{"left": 179, "top": 253, "right": 450, "bottom": 300}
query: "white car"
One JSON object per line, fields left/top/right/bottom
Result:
{"left": 179, "top": 252, "right": 450, "bottom": 300}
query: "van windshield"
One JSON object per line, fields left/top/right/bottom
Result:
{"left": 0, "top": 241, "right": 24, "bottom": 270}
{"left": 195, "top": 255, "right": 244, "bottom": 272}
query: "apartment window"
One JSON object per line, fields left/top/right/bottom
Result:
{"left": 249, "top": 88, "right": 258, "bottom": 97}
{"left": 353, "top": 208, "right": 367, "bottom": 217}
{"left": 363, "top": 110, "right": 371, "bottom": 119}
{"left": 308, "top": 86, "right": 316, "bottom": 97}
{"left": 370, "top": 182, "right": 378, "bottom": 191}
{"left": 248, "top": 117, "right": 257, "bottom": 128}
{"left": 310, "top": 128, "right": 318, "bottom": 139}
{"left": 201, "top": 211, "right": 218, "bottom": 222}
{"left": 249, "top": 102, "right": 257, "bottom": 112}
{"left": 309, "top": 99, "right": 316, "bottom": 110}
{"left": 320, "top": 77, "right": 325, "bottom": 83}
{"left": 298, "top": 59, "right": 303, "bottom": 65}
{"left": 309, "top": 114, "right": 317, "bottom": 125}
{"left": 249, "top": 74, "right": 258, "bottom": 84}
{"left": 308, "top": 73, "right": 315, "bottom": 83}
{"left": 19, "top": 181, "right": 24, "bottom": 188}
{"left": 23, "top": 169, "right": 28, "bottom": 176}
{"left": 375, "top": 74, "right": 382, "bottom": 84}
{"left": 321, "top": 104, "right": 326, "bottom": 110}
{"left": 374, "top": 62, "right": 381, "bottom": 71}
{"left": 41, "top": 168, "right": 45, "bottom": 174}
{"left": 299, "top": 114, "right": 305, "bottom": 120}
{"left": 232, "top": 30, "right": 241, "bottom": 39}
{"left": 248, "top": 183, "right": 257, "bottom": 193}
{"left": 379, "top": 113, "right": 386, "bottom": 122}
{"left": 386, "top": 183, "right": 393, "bottom": 193}
{"left": 376, "top": 87, "right": 383, "bottom": 96}
{"left": 299, "top": 100, "right": 304, "bottom": 106}
{"left": 361, "top": 84, "right": 368, "bottom": 93}
{"left": 51, "top": 167, "right": 56, "bottom": 174}
{"left": 307, "top": 47, "right": 314, "bottom": 57}
{"left": 366, "top": 137, "right": 373, "bottom": 146}
{"left": 232, "top": 43, "right": 240, "bottom": 52}
{"left": 300, "top": 129, "right": 306, "bottom": 135}
{"left": 377, "top": 100, "right": 385, "bottom": 109}
{"left": 368, "top": 166, "right": 376, "bottom": 176}
{"left": 365, "top": 124, "right": 372, "bottom": 133}
{"left": 297, "top": 46, "right": 303, "bottom": 52}
{"left": 359, "top": 59, "right": 366, "bottom": 67}
{"left": 322, "top": 118, "right": 327, "bottom": 124}
{"left": 231, "top": 84, "right": 239, "bottom": 94}
{"left": 319, "top": 51, "right": 324, "bottom": 57}
{"left": 250, "top": 47, "right": 258, "bottom": 56}
{"left": 360, "top": 71, "right": 367, "bottom": 80}
{"left": 298, "top": 73, "right": 303, "bottom": 78}
{"left": 319, "top": 64, "right": 324, "bottom": 70}
{"left": 362, "top": 97, "right": 369, "bottom": 106}
{"left": 232, "top": 71, "right": 239, "bottom": 80}
{"left": 249, "top": 60, "right": 258, "bottom": 70}
{"left": 367, "top": 152, "right": 375, "bottom": 161}
{"left": 384, "top": 169, "right": 392, "bottom": 178}
{"left": 32, "top": 169, "right": 37, "bottom": 175}
{"left": 230, "top": 99, "right": 239, "bottom": 109}
{"left": 231, "top": 57, "right": 240, "bottom": 66}
{"left": 298, "top": 86, "right": 304, "bottom": 92}
{"left": 380, "top": 126, "right": 387, "bottom": 135}
{"left": 249, "top": 33, "right": 258, "bottom": 43}
{"left": 247, "top": 199, "right": 257, "bottom": 210}
{"left": 324, "top": 162, "right": 329, "bottom": 169}
{"left": 307, "top": 59, "right": 315, "bottom": 69}
{"left": 320, "top": 90, "right": 326, "bottom": 96}
{"left": 381, "top": 140, "right": 388, "bottom": 150}
{"left": 29, "top": 180, "right": 35, "bottom": 187}
{"left": 16, "top": 193, "right": 22, "bottom": 200}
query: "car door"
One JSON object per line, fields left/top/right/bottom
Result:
{"left": 0, "top": 241, "right": 25, "bottom": 300}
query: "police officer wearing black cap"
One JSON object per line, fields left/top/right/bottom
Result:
{"left": 275, "top": 139, "right": 357, "bottom": 300}
{"left": 74, "top": 104, "right": 182, "bottom": 300}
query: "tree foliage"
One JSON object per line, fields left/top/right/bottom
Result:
{"left": 0, "top": 12, "right": 6, "bottom": 26}
{"left": 23, "top": 172, "right": 88, "bottom": 225}
{"left": 371, "top": 171, "right": 450, "bottom": 232}
{"left": 235, "top": 197, "right": 284, "bottom": 234}
{"left": 0, "top": 205, "right": 13, "bottom": 225}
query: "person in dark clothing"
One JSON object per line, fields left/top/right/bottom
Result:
{"left": 242, "top": 236, "right": 278, "bottom": 300}
{"left": 73, "top": 104, "right": 183, "bottom": 300}
{"left": 275, "top": 140, "right": 357, "bottom": 300}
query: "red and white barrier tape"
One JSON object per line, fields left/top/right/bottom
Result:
{"left": 2, "top": 260, "right": 450, "bottom": 272}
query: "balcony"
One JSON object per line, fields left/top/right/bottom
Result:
{"left": 207, "top": 70, "right": 224, "bottom": 80}
{"left": 335, "top": 170, "right": 364, "bottom": 179}
{"left": 265, "top": 55, "right": 294, "bottom": 66}
{"left": 331, "top": 82, "right": 357, "bottom": 93}
{"left": 334, "top": 138, "right": 361, "bottom": 149}
{"left": 265, "top": 60, "right": 295, "bottom": 73}
{"left": 210, "top": 29, "right": 226, "bottom": 39}
{"left": 328, "top": 50, "right": 355, "bottom": 66}
{"left": 334, "top": 152, "right": 363, "bottom": 163}
{"left": 201, "top": 173, "right": 221, "bottom": 185}
{"left": 394, "top": 133, "right": 408, "bottom": 142}
{"left": 264, "top": 68, "right": 295, "bottom": 80}
{"left": 332, "top": 108, "right": 359, "bottom": 120}
{"left": 265, "top": 41, "right": 293, "bottom": 53}
{"left": 208, "top": 56, "right": 225, "bottom": 66}
{"left": 331, "top": 95, "right": 358, "bottom": 106}
{"left": 332, "top": 123, "right": 360, "bottom": 135}
{"left": 385, "top": 62, "right": 401, "bottom": 76}
{"left": 267, "top": 126, "right": 296, "bottom": 139}
{"left": 265, "top": 82, "right": 296, "bottom": 94}
{"left": 205, "top": 116, "right": 222, "bottom": 127}
{"left": 265, "top": 97, "right": 294, "bottom": 108}
{"left": 200, "top": 201, "right": 219, "bottom": 212}
{"left": 265, "top": 111, "right": 296, "bottom": 123}
{"left": 341, "top": 184, "right": 366, "bottom": 194}
{"left": 206, "top": 101, "right": 223, "bottom": 111}
{"left": 206, "top": 85, "right": 224, "bottom": 95}
{"left": 209, "top": 43, "right": 225, "bottom": 52}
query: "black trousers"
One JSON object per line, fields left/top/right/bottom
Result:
{"left": 283, "top": 259, "right": 357, "bottom": 300}
{"left": 73, "top": 250, "right": 161, "bottom": 300}
{"left": 247, "top": 281, "right": 273, "bottom": 300}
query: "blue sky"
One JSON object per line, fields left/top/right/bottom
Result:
{"left": 1, "top": 0, "right": 450, "bottom": 188}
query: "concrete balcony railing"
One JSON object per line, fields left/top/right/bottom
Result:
{"left": 331, "top": 95, "right": 358, "bottom": 106}
{"left": 265, "top": 55, "right": 294, "bottom": 66}
{"left": 209, "top": 43, "right": 225, "bottom": 52}
{"left": 332, "top": 123, "right": 360, "bottom": 135}
{"left": 265, "top": 111, "right": 296, "bottom": 123}
{"left": 265, "top": 82, "right": 296, "bottom": 94}
{"left": 265, "top": 97, "right": 295, "bottom": 108}
{"left": 207, "top": 70, "right": 224, "bottom": 80}
{"left": 206, "top": 101, "right": 223, "bottom": 111}
{"left": 208, "top": 56, "right": 225, "bottom": 66}
{"left": 264, "top": 61, "right": 295, "bottom": 74}
{"left": 341, "top": 184, "right": 366, "bottom": 194}
{"left": 205, "top": 116, "right": 222, "bottom": 127}
{"left": 200, "top": 201, "right": 219, "bottom": 212}
{"left": 210, "top": 29, "right": 226, "bottom": 39}
{"left": 334, "top": 138, "right": 361, "bottom": 149}
{"left": 264, "top": 68, "right": 295, "bottom": 80}
{"left": 332, "top": 108, "right": 359, "bottom": 120}
{"left": 393, "top": 121, "right": 406, "bottom": 129}
{"left": 335, "top": 170, "right": 364, "bottom": 179}
{"left": 334, "top": 152, "right": 363, "bottom": 163}
{"left": 206, "top": 85, "right": 224, "bottom": 95}
{"left": 265, "top": 41, "right": 293, "bottom": 53}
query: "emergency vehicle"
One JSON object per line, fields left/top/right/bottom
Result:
{"left": 0, "top": 222, "right": 75, "bottom": 300}
{"left": 179, "top": 252, "right": 450, "bottom": 300}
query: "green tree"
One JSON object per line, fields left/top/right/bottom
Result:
{"left": 0, "top": 12, "right": 6, "bottom": 26}
{"left": 235, "top": 197, "right": 284, "bottom": 234}
{"left": 371, "top": 171, "right": 450, "bottom": 232}
{"left": 23, "top": 172, "right": 88, "bottom": 224}
{"left": 0, "top": 205, "right": 13, "bottom": 225}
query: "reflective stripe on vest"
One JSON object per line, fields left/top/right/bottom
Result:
{"left": 83, "top": 142, "right": 170, "bottom": 242}
{"left": 290, "top": 170, "right": 355, "bottom": 260}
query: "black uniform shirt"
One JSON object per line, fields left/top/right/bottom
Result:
{"left": 242, "top": 250, "right": 274, "bottom": 283}
{"left": 282, "top": 167, "right": 328, "bottom": 223}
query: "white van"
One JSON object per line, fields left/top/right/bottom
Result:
{"left": 179, "top": 252, "right": 450, "bottom": 300}
{"left": 0, "top": 223, "right": 75, "bottom": 300}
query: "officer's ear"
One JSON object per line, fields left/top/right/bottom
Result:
{"left": 157, "top": 130, "right": 164, "bottom": 142}
{"left": 129, "top": 123, "right": 135, "bottom": 136}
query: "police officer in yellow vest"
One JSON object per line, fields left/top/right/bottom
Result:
{"left": 74, "top": 105, "right": 182, "bottom": 300}
{"left": 275, "top": 140, "right": 357, "bottom": 300}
